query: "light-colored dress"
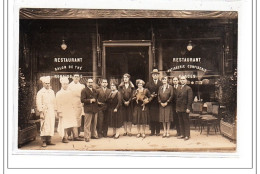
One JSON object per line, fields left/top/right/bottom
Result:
{"left": 36, "top": 88, "right": 56, "bottom": 137}
{"left": 56, "top": 88, "right": 78, "bottom": 137}
{"left": 68, "top": 81, "right": 85, "bottom": 127}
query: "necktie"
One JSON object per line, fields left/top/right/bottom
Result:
{"left": 154, "top": 80, "right": 157, "bottom": 85}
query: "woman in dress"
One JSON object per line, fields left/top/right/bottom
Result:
{"left": 132, "top": 79, "right": 152, "bottom": 138}
{"left": 158, "top": 76, "right": 174, "bottom": 138}
{"left": 118, "top": 73, "right": 135, "bottom": 136}
{"left": 107, "top": 81, "right": 123, "bottom": 139}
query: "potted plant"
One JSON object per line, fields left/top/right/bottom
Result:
{"left": 216, "top": 69, "right": 237, "bottom": 141}
{"left": 18, "top": 68, "right": 37, "bottom": 147}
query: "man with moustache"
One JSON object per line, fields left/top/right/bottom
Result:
{"left": 176, "top": 76, "right": 193, "bottom": 140}
{"left": 96, "top": 79, "right": 111, "bottom": 138}
{"left": 81, "top": 78, "right": 99, "bottom": 142}
{"left": 145, "top": 69, "right": 163, "bottom": 136}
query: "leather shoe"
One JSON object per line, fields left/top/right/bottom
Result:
{"left": 128, "top": 132, "right": 132, "bottom": 137}
{"left": 103, "top": 133, "right": 107, "bottom": 138}
{"left": 91, "top": 136, "right": 99, "bottom": 139}
{"left": 98, "top": 134, "right": 103, "bottom": 138}
{"left": 150, "top": 133, "right": 155, "bottom": 136}
{"left": 85, "top": 138, "right": 90, "bottom": 142}
{"left": 46, "top": 142, "right": 56, "bottom": 145}
{"left": 73, "top": 137, "right": 84, "bottom": 141}
{"left": 62, "top": 138, "right": 69, "bottom": 143}
{"left": 123, "top": 133, "right": 127, "bottom": 136}
{"left": 110, "top": 134, "right": 116, "bottom": 138}
{"left": 156, "top": 133, "right": 160, "bottom": 136}
{"left": 42, "top": 142, "right": 47, "bottom": 147}
{"left": 184, "top": 136, "right": 190, "bottom": 141}
{"left": 177, "top": 136, "right": 184, "bottom": 139}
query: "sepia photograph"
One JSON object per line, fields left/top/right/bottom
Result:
{"left": 17, "top": 8, "right": 238, "bottom": 152}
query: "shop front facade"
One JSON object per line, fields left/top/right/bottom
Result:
{"left": 19, "top": 9, "right": 237, "bottom": 106}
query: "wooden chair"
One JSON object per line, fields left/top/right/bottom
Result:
{"left": 200, "top": 104, "right": 220, "bottom": 136}
{"left": 189, "top": 102, "right": 203, "bottom": 130}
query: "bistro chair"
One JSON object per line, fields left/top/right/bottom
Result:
{"left": 200, "top": 104, "right": 220, "bottom": 136}
{"left": 189, "top": 102, "right": 203, "bottom": 130}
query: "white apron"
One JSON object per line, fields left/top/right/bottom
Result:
{"left": 56, "top": 88, "right": 78, "bottom": 137}
{"left": 36, "top": 88, "right": 56, "bottom": 137}
{"left": 68, "top": 82, "right": 85, "bottom": 127}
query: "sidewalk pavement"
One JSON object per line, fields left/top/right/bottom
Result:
{"left": 19, "top": 126, "right": 236, "bottom": 152}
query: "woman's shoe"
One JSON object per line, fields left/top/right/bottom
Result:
{"left": 166, "top": 133, "right": 170, "bottom": 138}
{"left": 110, "top": 134, "right": 116, "bottom": 138}
{"left": 136, "top": 133, "right": 141, "bottom": 138}
{"left": 123, "top": 132, "right": 127, "bottom": 136}
{"left": 142, "top": 134, "right": 146, "bottom": 138}
{"left": 162, "top": 133, "right": 166, "bottom": 138}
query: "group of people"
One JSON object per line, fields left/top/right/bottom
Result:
{"left": 36, "top": 69, "right": 193, "bottom": 147}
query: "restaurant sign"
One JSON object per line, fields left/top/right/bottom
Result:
{"left": 168, "top": 57, "right": 207, "bottom": 73}
{"left": 53, "top": 57, "right": 84, "bottom": 71}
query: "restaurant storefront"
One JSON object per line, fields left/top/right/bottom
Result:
{"left": 19, "top": 9, "right": 237, "bottom": 105}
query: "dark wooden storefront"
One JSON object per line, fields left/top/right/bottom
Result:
{"left": 19, "top": 9, "right": 237, "bottom": 108}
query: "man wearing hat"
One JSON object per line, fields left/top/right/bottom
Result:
{"left": 68, "top": 74, "right": 85, "bottom": 140}
{"left": 36, "top": 76, "right": 57, "bottom": 147}
{"left": 145, "top": 69, "right": 163, "bottom": 136}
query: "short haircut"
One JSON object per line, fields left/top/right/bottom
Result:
{"left": 101, "top": 78, "right": 108, "bottom": 83}
{"left": 180, "top": 75, "right": 187, "bottom": 80}
{"left": 73, "top": 74, "right": 80, "bottom": 77}
{"left": 123, "top": 73, "right": 131, "bottom": 78}
{"left": 136, "top": 79, "right": 145, "bottom": 86}
{"left": 172, "top": 76, "right": 179, "bottom": 80}
{"left": 87, "top": 78, "right": 93, "bottom": 82}
{"left": 110, "top": 79, "right": 118, "bottom": 87}
{"left": 161, "top": 75, "right": 168, "bottom": 80}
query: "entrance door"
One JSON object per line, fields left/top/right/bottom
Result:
{"left": 102, "top": 40, "right": 153, "bottom": 86}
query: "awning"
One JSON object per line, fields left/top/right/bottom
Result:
{"left": 20, "top": 8, "right": 238, "bottom": 19}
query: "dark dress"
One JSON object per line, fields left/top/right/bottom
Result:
{"left": 118, "top": 83, "right": 135, "bottom": 122}
{"left": 132, "top": 88, "right": 152, "bottom": 125}
{"left": 158, "top": 84, "right": 174, "bottom": 123}
{"left": 107, "top": 91, "right": 123, "bottom": 128}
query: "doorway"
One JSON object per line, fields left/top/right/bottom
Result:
{"left": 102, "top": 40, "right": 153, "bottom": 86}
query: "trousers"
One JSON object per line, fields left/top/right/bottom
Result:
{"left": 84, "top": 113, "right": 98, "bottom": 139}
{"left": 177, "top": 112, "right": 190, "bottom": 137}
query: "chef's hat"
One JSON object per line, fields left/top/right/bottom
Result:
{"left": 40, "top": 76, "right": 50, "bottom": 83}
{"left": 60, "top": 76, "right": 69, "bottom": 84}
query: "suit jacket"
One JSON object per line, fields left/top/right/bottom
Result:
{"left": 96, "top": 87, "right": 112, "bottom": 111}
{"left": 145, "top": 79, "right": 163, "bottom": 104}
{"left": 81, "top": 87, "right": 98, "bottom": 114}
{"left": 176, "top": 84, "right": 193, "bottom": 112}
{"left": 172, "top": 84, "right": 179, "bottom": 111}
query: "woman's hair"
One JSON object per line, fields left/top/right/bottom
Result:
{"left": 161, "top": 75, "right": 168, "bottom": 81}
{"left": 136, "top": 79, "right": 145, "bottom": 86}
{"left": 110, "top": 79, "right": 118, "bottom": 88}
{"left": 123, "top": 73, "right": 131, "bottom": 79}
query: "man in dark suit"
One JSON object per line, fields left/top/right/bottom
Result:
{"left": 145, "top": 69, "right": 163, "bottom": 136}
{"left": 81, "top": 78, "right": 99, "bottom": 142}
{"left": 172, "top": 77, "right": 181, "bottom": 137}
{"left": 176, "top": 76, "right": 193, "bottom": 140}
{"left": 96, "top": 79, "right": 111, "bottom": 138}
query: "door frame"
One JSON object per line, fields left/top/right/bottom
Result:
{"left": 102, "top": 40, "right": 153, "bottom": 82}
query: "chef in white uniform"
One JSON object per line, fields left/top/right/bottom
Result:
{"left": 56, "top": 77, "right": 78, "bottom": 143}
{"left": 36, "top": 76, "right": 57, "bottom": 147}
{"left": 68, "top": 74, "right": 85, "bottom": 139}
